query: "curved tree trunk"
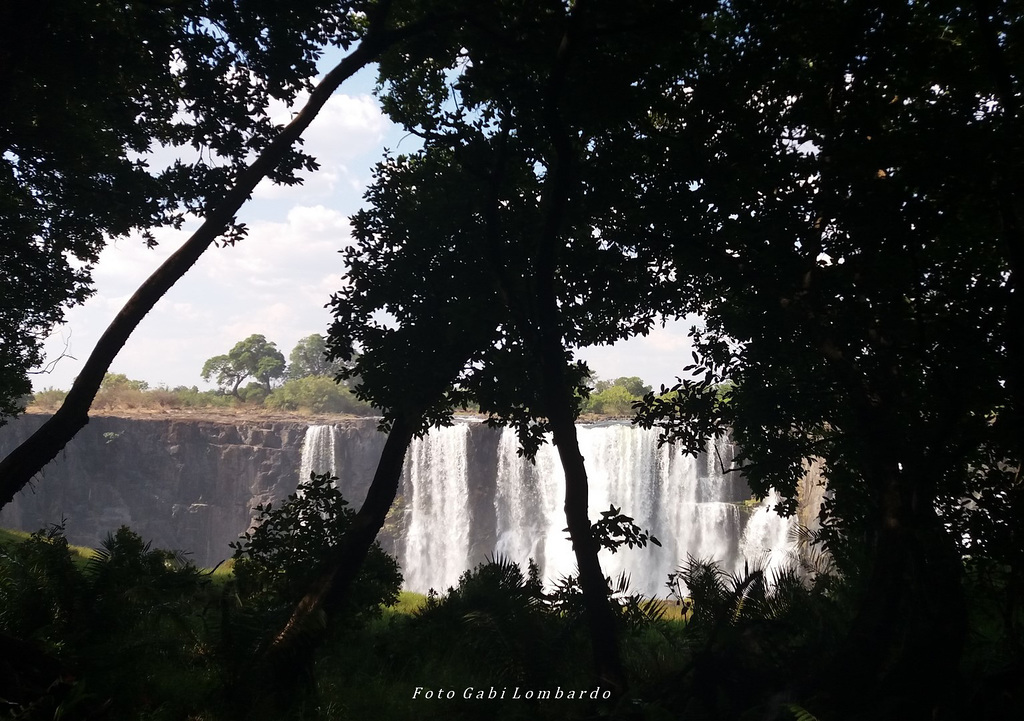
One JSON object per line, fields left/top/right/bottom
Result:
{"left": 233, "top": 411, "right": 420, "bottom": 720}
{"left": 0, "top": 26, "right": 394, "bottom": 509}
{"left": 258, "top": 320, "right": 488, "bottom": 689}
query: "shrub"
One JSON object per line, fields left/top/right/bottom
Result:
{"left": 91, "top": 373, "right": 152, "bottom": 410}
{"left": 265, "top": 375, "right": 372, "bottom": 414}
{"left": 100, "top": 373, "right": 149, "bottom": 392}
{"left": 31, "top": 387, "right": 68, "bottom": 411}
{"left": 412, "top": 557, "right": 562, "bottom": 685}
{"left": 586, "top": 384, "right": 639, "bottom": 416}
{"left": 231, "top": 472, "right": 401, "bottom": 618}
{"left": 239, "top": 381, "right": 269, "bottom": 405}
{"left": 146, "top": 386, "right": 183, "bottom": 408}
{"left": 0, "top": 522, "right": 81, "bottom": 642}
{"left": 86, "top": 526, "right": 204, "bottom": 622}
{"left": 172, "top": 385, "right": 235, "bottom": 408}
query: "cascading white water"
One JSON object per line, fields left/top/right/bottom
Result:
{"left": 299, "top": 424, "right": 339, "bottom": 481}
{"left": 298, "top": 421, "right": 796, "bottom": 596}
{"left": 493, "top": 425, "right": 783, "bottom": 595}
{"left": 493, "top": 428, "right": 559, "bottom": 569}
{"left": 401, "top": 424, "right": 473, "bottom": 592}
{"left": 738, "top": 489, "right": 795, "bottom": 579}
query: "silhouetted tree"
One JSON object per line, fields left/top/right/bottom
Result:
{"left": 0, "top": 0, "right": 434, "bottom": 508}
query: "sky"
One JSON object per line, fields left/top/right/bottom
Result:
{"left": 32, "top": 64, "right": 696, "bottom": 395}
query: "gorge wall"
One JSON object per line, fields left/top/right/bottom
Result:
{"left": 0, "top": 413, "right": 315, "bottom": 567}
{"left": 0, "top": 414, "right": 800, "bottom": 596}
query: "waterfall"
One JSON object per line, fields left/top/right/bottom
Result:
{"left": 401, "top": 424, "right": 473, "bottom": 592}
{"left": 738, "top": 490, "right": 796, "bottom": 579}
{"left": 298, "top": 420, "right": 796, "bottom": 596}
{"left": 298, "top": 424, "right": 339, "bottom": 481}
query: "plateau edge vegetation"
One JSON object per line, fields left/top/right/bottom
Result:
{"left": 29, "top": 333, "right": 652, "bottom": 416}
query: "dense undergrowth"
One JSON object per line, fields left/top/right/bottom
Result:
{"left": 1, "top": 485, "right": 1022, "bottom": 720}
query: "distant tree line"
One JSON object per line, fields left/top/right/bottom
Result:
{"left": 31, "top": 337, "right": 656, "bottom": 419}
{"left": 581, "top": 376, "right": 653, "bottom": 417}
{"left": 31, "top": 334, "right": 374, "bottom": 416}
{"left": 199, "top": 332, "right": 364, "bottom": 411}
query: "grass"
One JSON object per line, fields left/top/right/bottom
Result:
{"left": 205, "top": 556, "right": 236, "bottom": 588}
{"left": 649, "top": 598, "right": 688, "bottom": 622}
{"left": 0, "top": 527, "right": 30, "bottom": 545}
{"left": 388, "top": 590, "right": 429, "bottom": 614}
{"left": 0, "top": 525, "right": 98, "bottom": 566}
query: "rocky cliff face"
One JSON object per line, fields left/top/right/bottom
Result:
{"left": 0, "top": 413, "right": 375, "bottom": 567}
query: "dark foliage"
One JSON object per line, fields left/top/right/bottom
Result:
{"left": 0, "top": 524, "right": 212, "bottom": 719}
{"left": 0, "top": 523, "right": 81, "bottom": 645}
{"left": 413, "top": 557, "right": 557, "bottom": 684}
{"left": 231, "top": 471, "right": 402, "bottom": 619}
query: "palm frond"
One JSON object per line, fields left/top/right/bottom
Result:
{"left": 784, "top": 702, "right": 820, "bottom": 721}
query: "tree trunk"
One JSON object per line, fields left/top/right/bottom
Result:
{"left": 545, "top": 374, "right": 628, "bottom": 695}
{"left": 834, "top": 468, "right": 967, "bottom": 716}
{"left": 0, "top": 28, "right": 393, "bottom": 509}
{"left": 256, "top": 323, "right": 485, "bottom": 694}
{"left": 524, "top": 11, "right": 627, "bottom": 695}
{"left": 228, "top": 412, "right": 419, "bottom": 720}
{"left": 811, "top": 332, "right": 969, "bottom": 713}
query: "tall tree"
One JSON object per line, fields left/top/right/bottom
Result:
{"left": 202, "top": 335, "right": 286, "bottom": 396}
{"left": 286, "top": 334, "right": 347, "bottom": 380}
{"left": 331, "top": 1, "right": 1024, "bottom": 708}
{"left": 628, "top": 0, "right": 1023, "bottom": 711}
{"left": 323, "top": 0, "right": 711, "bottom": 693}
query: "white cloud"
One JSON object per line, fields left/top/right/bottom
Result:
{"left": 33, "top": 201, "right": 354, "bottom": 391}
{"left": 254, "top": 92, "right": 386, "bottom": 203}
{"left": 645, "top": 324, "right": 692, "bottom": 352}
{"left": 576, "top": 317, "right": 698, "bottom": 388}
{"left": 299, "top": 94, "right": 386, "bottom": 156}
{"left": 197, "top": 205, "right": 351, "bottom": 297}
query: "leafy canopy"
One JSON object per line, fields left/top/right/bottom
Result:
{"left": 327, "top": 0, "right": 706, "bottom": 446}
{"left": 287, "top": 334, "right": 348, "bottom": 381}
{"left": 201, "top": 334, "right": 286, "bottom": 397}
{"left": 631, "top": 0, "right": 1023, "bottom": 552}
{"left": 265, "top": 375, "right": 372, "bottom": 415}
